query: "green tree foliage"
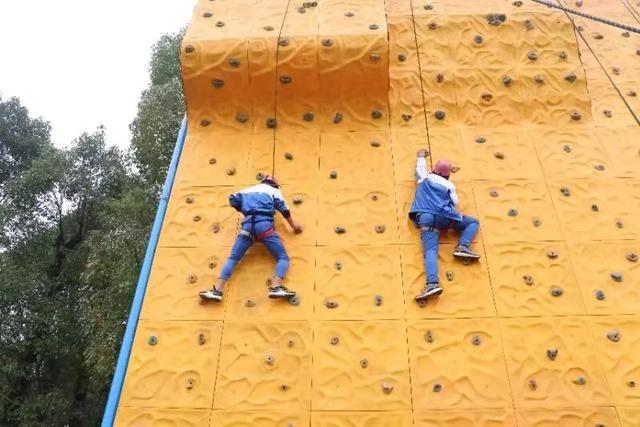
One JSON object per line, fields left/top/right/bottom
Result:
{"left": 0, "top": 28, "right": 184, "bottom": 426}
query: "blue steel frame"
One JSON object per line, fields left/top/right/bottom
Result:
{"left": 101, "top": 117, "right": 188, "bottom": 426}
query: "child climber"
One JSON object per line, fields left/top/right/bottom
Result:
{"left": 199, "top": 175, "right": 303, "bottom": 302}
{"left": 410, "top": 149, "right": 481, "bottom": 302}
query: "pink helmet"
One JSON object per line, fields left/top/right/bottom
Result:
{"left": 261, "top": 175, "right": 280, "bottom": 188}
{"left": 433, "top": 159, "right": 452, "bottom": 177}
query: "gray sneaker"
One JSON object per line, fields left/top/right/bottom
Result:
{"left": 268, "top": 286, "right": 296, "bottom": 299}
{"left": 199, "top": 288, "right": 223, "bottom": 302}
{"left": 415, "top": 283, "right": 443, "bottom": 301}
{"left": 453, "top": 245, "right": 481, "bottom": 260}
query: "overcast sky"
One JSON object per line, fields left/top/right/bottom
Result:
{"left": 0, "top": 1, "right": 195, "bottom": 148}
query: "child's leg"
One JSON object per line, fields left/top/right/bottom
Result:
{"left": 260, "top": 233, "right": 290, "bottom": 286}
{"left": 451, "top": 215, "right": 480, "bottom": 247}
{"left": 421, "top": 229, "right": 441, "bottom": 284}
{"left": 216, "top": 234, "right": 253, "bottom": 291}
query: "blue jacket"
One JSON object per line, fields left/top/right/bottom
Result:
{"left": 409, "top": 157, "right": 462, "bottom": 222}
{"left": 229, "top": 183, "right": 290, "bottom": 225}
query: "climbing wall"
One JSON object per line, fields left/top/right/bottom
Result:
{"left": 113, "top": 0, "right": 640, "bottom": 425}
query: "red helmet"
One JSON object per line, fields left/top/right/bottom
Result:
{"left": 261, "top": 175, "right": 280, "bottom": 188}
{"left": 433, "top": 159, "right": 452, "bottom": 178}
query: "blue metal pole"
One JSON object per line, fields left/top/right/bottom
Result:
{"left": 101, "top": 117, "right": 188, "bottom": 426}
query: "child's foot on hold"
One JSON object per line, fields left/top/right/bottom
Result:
{"left": 453, "top": 244, "right": 481, "bottom": 259}
{"left": 268, "top": 286, "right": 296, "bottom": 299}
{"left": 415, "top": 283, "right": 443, "bottom": 301}
{"left": 199, "top": 288, "right": 223, "bottom": 302}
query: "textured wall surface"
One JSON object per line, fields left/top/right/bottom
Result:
{"left": 115, "top": 0, "right": 640, "bottom": 425}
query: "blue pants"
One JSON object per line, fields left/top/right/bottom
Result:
{"left": 417, "top": 213, "right": 479, "bottom": 284}
{"left": 219, "top": 220, "right": 290, "bottom": 280}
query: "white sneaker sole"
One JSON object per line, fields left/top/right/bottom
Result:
{"left": 269, "top": 292, "right": 296, "bottom": 299}
{"left": 199, "top": 293, "right": 223, "bottom": 302}
{"left": 453, "top": 251, "right": 480, "bottom": 259}
{"left": 415, "top": 288, "right": 443, "bottom": 301}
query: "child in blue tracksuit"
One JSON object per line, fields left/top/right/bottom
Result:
{"left": 410, "top": 149, "right": 480, "bottom": 301}
{"left": 199, "top": 175, "right": 303, "bottom": 302}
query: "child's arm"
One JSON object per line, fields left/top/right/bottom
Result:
{"left": 416, "top": 149, "right": 429, "bottom": 182}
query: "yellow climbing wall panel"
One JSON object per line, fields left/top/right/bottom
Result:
{"left": 114, "top": 0, "right": 640, "bottom": 425}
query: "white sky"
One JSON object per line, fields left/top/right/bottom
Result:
{"left": 0, "top": 1, "right": 195, "bottom": 148}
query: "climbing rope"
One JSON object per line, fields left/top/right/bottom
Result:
{"left": 528, "top": 0, "right": 640, "bottom": 34}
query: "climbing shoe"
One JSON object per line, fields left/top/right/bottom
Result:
{"left": 199, "top": 288, "right": 223, "bottom": 302}
{"left": 453, "top": 245, "right": 481, "bottom": 260}
{"left": 415, "top": 283, "right": 443, "bottom": 301}
{"left": 268, "top": 286, "right": 296, "bottom": 299}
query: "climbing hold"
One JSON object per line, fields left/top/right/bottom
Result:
{"left": 211, "top": 78, "right": 224, "bottom": 88}
{"left": 610, "top": 271, "right": 623, "bottom": 282}
{"left": 245, "top": 299, "right": 256, "bottom": 308}
{"left": 298, "top": 6, "right": 306, "bottom": 13}
{"left": 263, "top": 25, "right": 274, "bottom": 31}
{"left": 288, "top": 295, "right": 301, "bottom": 306}
{"left": 265, "top": 354, "right": 275, "bottom": 365}
{"left": 322, "top": 38, "right": 333, "bottom": 47}
{"left": 284, "top": 152, "right": 294, "bottom": 160}
{"left": 532, "top": 217, "right": 542, "bottom": 227}
{"left": 148, "top": 335, "right": 158, "bottom": 346}
{"left": 451, "top": 165, "right": 460, "bottom": 173}
{"left": 523, "top": 274, "right": 535, "bottom": 286}
{"left": 193, "top": 215, "right": 202, "bottom": 222}
{"left": 208, "top": 261, "right": 217, "bottom": 269}
{"left": 564, "top": 72, "right": 577, "bottom": 83}
{"left": 576, "top": 25, "right": 584, "bottom": 32}
{"left": 559, "top": 50, "right": 568, "bottom": 60}
{"left": 474, "top": 35, "right": 484, "bottom": 44}
{"left": 187, "top": 274, "right": 198, "bottom": 284}
{"left": 424, "top": 4, "right": 434, "bottom": 10}
{"left": 502, "top": 75, "right": 512, "bottom": 86}
{"left": 375, "top": 224, "right": 386, "bottom": 234}
{"left": 591, "top": 204, "right": 599, "bottom": 212}
{"left": 622, "top": 31, "right": 630, "bottom": 37}
{"left": 616, "top": 218, "right": 624, "bottom": 229}
{"left": 563, "top": 144, "right": 572, "bottom": 153}
{"left": 184, "top": 45, "right": 195, "bottom": 54}
{"left": 607, "top": 330, "right": 621, "bottom": 342}
{"left": 595, "top": 289, "right": 605, "bottom": 300}
{"left": 547, "top": 250, "right": 559, "bottom": 259}
{"left": 493, "top": 151, "right": 504, "bottom": 159}
{"left": 547, "top": 348, "right": 558, "bottom": 361}
{"left": 334, "top": 261, "right": 343, "bottom": 271}
{"left": 370, "top": 140, "right": 381, "bottom": 147}
{"left": 266, "top": 118, "right": 277, "bottom": 128}
{"left": 573, "top": 376, "right": 586, "bottom": 385}
{"left": 345, "top": 11, "right": 354, "bottom": 17}
{"left": 279, "top": 384, "right": 289, "bottom": 392}
{"left": 550, "top": 286, "right": 563, "bottom": 297}
{"left": 626, "top": 252, "right": 638, "bottom": 262}
{"left": 603, "top": 109, "right": 613, "bottom": 118}
{"left": 360, "top": 358, "right": 369, "bottom": 368}
{"left": 371, "top": 109, "right": 383, "bottom": 119}
{"left": 445, "top": 271, "right": 455, "bottom": 282}
{"left": 528, "top": 378, "right": 537, "bottom": 390}
{"left": 593, "top": 33, "right": 603, "bottom": 40}
{"left": 236, "top": 113, "right": 249, "bottom": 123}
{"left": 279, "top": 75, "right": 292, "bottom": 84}
{"left": 627, "top": 380, "right": 636, "bottom": 388}
{"left": 381, "top": 383, "right": 394, "bottom": 394}
{"left": 215, "top": 21, "right": 225, "bottom": 27}
{"left": 481, "top": 92, "right": 493, "bottom": 102}
{"left": 186, "top": 378, "right": 195, "bottom": 389}
{"left": 334, "top": 226, "right": 345, "bottom": 234}
{"left": 435, "top": 73, "right": 445, "bottom": 83}
{"left": 524, "top": 19, "right": 534, "bottom": 30}
{"left": 200, "top": 119, "right": 211, "bottom": 127}
{"left": 371, "top": 194, "right": 379, "bottom": 201}
{"left": 432, "top": 383, "right": 442, "bottom": 392}
{"left": 612, "top": 67, "right": 621, "bottom": 76}
{"left": 324, "top": 299, "right": 339, "bottom": 309}
{"left": 302, "top": 112, "right": 314, "bottom": 122}
{"left": 203, "top": 11, "right": 213, "bottom": 18}
{"left": 533, "top": 74, "right": 545, "bottom": 84}
{"left": 329, "top": 170, "right": 338, "bottom": 179}
{"left": 185, "top": 197, "right": 195, "bottom": 204}
{"left": 471, "top": 335, "right": 482, "bottom": 346}
{"left": 575, "top": 0, "right": 583, "bottom": 6}
{"left": 513, "top": 0, "right": 523, "bottom": 6}
{"left": 527, "top": 50, "right": 538, "bottom": 61}
{"left": 428, "top": 22, "right": 438, "bottom": 30}
{"left": 486, "top": 14, "right": 506, "bottom": 26}
{"left": 417, "top": 299, "right": 427, "bottom": 308}
{"left": 627, "top": 90, "right": 637, "bottom": 97}
{"left": 256, "top": 172, "right": 265, "bottom": 181}
{"left": 229, "top": 57, "right": 240, "bottom": 67}
{"left": 434, "top": 110, "right": 446, "bottom": 120}
{"left": 369, "top": 53, "right": 381, "bottom": 62}
{"left": 489, "top": 190, "right": 499, "bottom": 197}
{"left": 594, "top": 164, "right": 606, "bottom": 172}
{"left": 398, "top": 53, "right": 407, "bottom": 62}
{"left": 330, "top": 336, "right": 339, "bottom": 345}
{"left": 209, "top": 158, "right": 217, "bottom": 165}
{"left": 475, "top": 136, "right": 486, "bottom": 143}
{"left": 560, "top": 187, "right": 571, "bottom": 196}
{"left": 374, "top": 294, "right": 384, "bottom": 306}
{"left": 369, "top": 24, "right": 379, "bottom": 30}
{"left": 333, "top": 112, "right": 343, "bottom": 123}
{"left": 278, "top": 37, "right": 289, "bottom": 47}
{"left": 507, "top": 208, "right": 518, "bottom": 217}
{"left": 292, "top": 196, "right": 303, "bottom": 205}
{"left": 198, "top": 333, "right": 206, "bottom": 345}
{"left": 226, "top": 167, "right": 236, "bottom": 176}
{"left": 402, "top": 113, "right": 412, "bottom": 122}
{"left": 424, "top": 330, "right": 434, "bottom": 343}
